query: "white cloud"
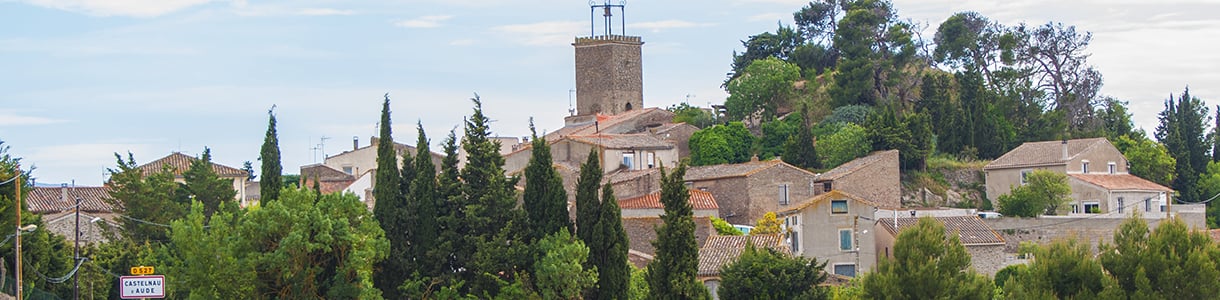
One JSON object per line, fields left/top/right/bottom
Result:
{"left": 492, "top": 21, "right": 584, "bottom": 46}
{"left": 628, "top": 20, "right": 715, "bottom": 32}
{"left": 18, "top": 0, "right": 216, "bottom": 17}
{"left": 0, "top": 110, "right": 67, "bottom": 126}
{"left": 395, "top": 15, "right": 454, "bottom": 28}
{"left": 297, "top": 8, "right": 354, "bottom": 16}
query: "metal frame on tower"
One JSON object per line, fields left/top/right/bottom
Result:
{"left": 589, "top": 0, "right": 626, "bottom": 36}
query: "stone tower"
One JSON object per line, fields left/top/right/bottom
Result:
{"left": 573, "top": 1, "right": 643, "bottom": 116}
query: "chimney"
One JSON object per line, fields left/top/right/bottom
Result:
{"left": 61, "top": 183, "right": 69, "bottom": 204}
{"left": 750, "top": 154, "right": 759, "bottom": 162}
{"left": 370, "top": 136, "right": 380, "bottom": 147}
{"left": 353, "top": 136, "right": 359, "bottom": 150}
{"left": 1061, "top": 139, "right": 1069, "bottom": 161}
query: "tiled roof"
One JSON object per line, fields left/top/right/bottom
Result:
{"left": 138, "top": 152, "right": 247, "bottom": 178}
{"left": 818, "top": 150, "right": 897, "bottom": 181}
{"left": 1068, "top": 174, "right": 1172, "bottom": 192}
{"left": 568, "top": 134, "right": 674, "bottom": 150}
{"left": 619, "top": 189, "right": 719, "bottom": 210}
{"left": 780, "top": 190, "right": 881, "bottom": 213}
{"left": 548, "top": 108, "right": 671, "bottom": 138}
{"left": 697, "top": 234, "right": 789, "bottom": 276}
{"left": 685, "top": 160, "right": 785, "bottom": 181}
{"left": 26, "top": 186, "right": 114, "bottom": 214}
{"left": 984, "top": 138, "right": 1110, "bottom": 170}
{"left": 876, "top": 216, "right": 1005, "bottom": 246}
{"left": 300, "top": 164, "right": 356, "bottom": 182}
{"left": 603, "top": 168, "right": 659, "bottom": 185}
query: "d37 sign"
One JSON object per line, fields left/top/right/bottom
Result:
{"left": 120, "top": 275, "right": 165, "bottom": 299}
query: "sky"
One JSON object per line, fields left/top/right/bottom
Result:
{"left": 1, "top": 0, "right": 1217, "bottom": 186}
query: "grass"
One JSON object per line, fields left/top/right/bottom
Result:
{"left": 926, "top": 153, "right": 990, "bottom": 170}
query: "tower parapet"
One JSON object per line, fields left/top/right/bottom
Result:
{"left": 572, "top": 1, "right": 643, "bottom": 116}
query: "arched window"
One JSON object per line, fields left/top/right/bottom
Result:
{"left": 625, "top": 102, "right": 633, "bottom": 111}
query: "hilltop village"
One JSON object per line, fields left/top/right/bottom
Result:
{"left": 5, "top": 1, "right": 1220, "bottom": 299}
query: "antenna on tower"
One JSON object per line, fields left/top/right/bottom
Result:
{"left": 318, "top": 136, "right": 330, "bottom": 160}
{"left": 589, "top": 0, "right": 627, "bottom": 36}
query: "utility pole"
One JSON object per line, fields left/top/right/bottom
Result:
{"left": 15, "top": 164, "right": 22, "bottom": 300}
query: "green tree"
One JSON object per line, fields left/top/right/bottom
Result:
{"left": 1002, "top": 238, "right": 1122, "bottom": 299}
{"left": 1113, "top": 134, "right": 1175, "bottom": 187}
{"left": 183, "top": 148, "right": 237, "bottom": 221}
{"left": 372, "top": 94, "right": 408, "bottom": 297}
{"left": 1100, "top": 215, "right": 1220, "bottom": 298}
{"left": 106, "top": 152, "right": 188, "bottom": 242}
{"left": 1156, "top": 87, "right": 1210, "bottom": 204}
{"left": 782, "top": 107, "right": 822, "bottom": 169}
{"left": 689, "top": 122, "right": 756, "bottom": 166}
{"left": 668, "top": 103, "right": 717, "bottom": 129}
{"left": 646, "top": 164, "right": 710, "bottom": 300}
{"left": 408, "top": 122, "right": 443, "bottom": 276}
{"left": 758, "top": 115, "right": 801, "bottom": 160}
{"left": 710, "top": 216, "right": 743, "bottom": 236}
{"left": 575, "top": 149, "right": 602, "bottom": 256}
{"left": 997, "top": 170, "right": 1071, "bottom": 217}
{"left": 523, "top": 120, "right": 572, "bottom": 242}
{"left": 860, "top": 217, "right": 993, "bottom": 299}
{"left": 534, "top": 230, "right": 598, "bottom": 300}
{"left": 1098, "top": 97, "right": 1134, "bottom": 140}
{"left": 167, "top": 201, "right": 253, "bottom": 299}
{"left": 728, "top": 25, "right": 805, "bottom": 84}
{"left": 259, "top": 106, "right": 282, "bottom": 202}
{"left": 591, "top": 184, "right": 630, "bottom": 300}
{"left": 818, "top": 123, "right": 870, "bottom": 168}
{"left": 718, "top": 243, "right": 828, "bottom": 300}
{"left": 237, "top": 187, "right": 389, "bottom": 299}
{"left": 0, "top": 144, "right": 82, "bottom": 299}
{"left": 830, "top": 0, "right": 918, "bottom": 107}
{"left": 725, "top": 57, "right": 801, "bottom": 120}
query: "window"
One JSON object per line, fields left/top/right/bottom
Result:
{"left": 833, "top": 264, "right": 857, "bottom": 277}
{"left": 1082, "top": 160, "right": 1090, "bottom": 173}
{"left": 839, "top": 229, "right": 853, "bottom": 251}
{"left": 1084, "top": 202, "right": 1100, "bottom": 214}
{"left": 789, "top": 230, "right": 801, "bottom": 253}
{"left": 778, "top": 184, "right": 790, "bottom": 205}
{"left": 831, "top": 200, "right": 849, "bottom": 214}
{"left": 1020, "top": 169, "right": 1032, "bottom": 185}
{"left": 1117, "top": 197, "right": 1124, "bottom": 213}
{"left": 622, "top": 152, "right": 634, "bottom": 169}
{"left": 1108, "top": 162, "right": 1117, "bottom": 174}
{"left": 1071, "top": 204, "right": 1080, "bottom": 214}
{"left": 822, "top": 182, "right": 832, "bottom": 193}
{"left": 646, "top": 152, "right": 655, "bottom": 168}
{"left": 342, "top": 166, "right": 354, "bottom": 175}
{"left": 1145, "top": 198, "right": 1152, "bottom": 212}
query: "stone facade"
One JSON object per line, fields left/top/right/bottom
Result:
{"left": 778, "top": 190, "right": 880, "bottom": 277}
{"left": 573, "top": 35, "right": 643, "bottom": 116}
{"left": 816, "top": 150, "right": 902, "bottom": 209}
{"left": 983, "top": 209, "right": 1207, "bottom": 254}
{"left": 685, "top": 160, "right": 820, "bottom": 226}
{"left": 984, "top": 138, "right": 1128, "bottom": 203}
{"left": 622, "top": 216, "right": 713, "bottom": 257}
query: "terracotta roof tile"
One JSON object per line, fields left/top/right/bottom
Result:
{"left": 684, "top": 160, "right": 782, "bottom": 181}
{"left": 697, "top": 234, "right": 789, "bottom": 276}
{"left": 819, "top": 150, "right": 897, "bottom": 181}
{"left": 877, "top": 216, "right": 1005, "bottom": 246}
{"left": 138, "top": 152, "right": 247, "bottom": 178}
{"left": 984, "top": 138, "right": 1110, "bottom": 170}
{"left": 548, "top": 108, "right": 671, "bottom": 138}
{"left": 1068, "top": 174, "right": 1172, "bottom": 192}
{"left": 619, "top": 189, "right": 718, "bottom": 210}
{"left": 26, "top": 186, "right": 114, "bottom": 214}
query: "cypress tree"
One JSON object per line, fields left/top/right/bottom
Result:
{"left": 782, "top": 107, "right": 821, "bottom": 169}
{"left": 371, "top": 94, "right": 407, "bottom": 298}
{"left": 646, "top": 164, "right": 710, "bottom": 299}
{"left": 523, "top": 119, "right": 572, "bottom": 242}
{"left": 437, "top": 129, "right": 468, "bottom": 276}
{"left": 575, "top": 149, "right": 603, "bottom": 249}
{"left": 408, "top": 122, "right": 441, "bottom": 276}
{"left": 259, "top": 106, "right": 282, "bottom": 203}
{"left": 592, "top": 184, "right": 630, "bottom": 300}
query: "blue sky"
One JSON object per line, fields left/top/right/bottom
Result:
{"left": 2, "top": 0, "right": 1217, "bottom": 185}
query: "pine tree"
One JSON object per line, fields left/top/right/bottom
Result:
{"left": 184, "top": 147, "right": 237, "bottom": 222}
{"left": 646, "top": 164, "right": 710, "bottom": 299}
{"left": 522, "top": 119, "right": 572, "bottom": 242}
{"left": 575, "top": 149, "right": 603, "bottom": 250}
{"left": 408, "top": 122, "right": 441, "bottom": 276}
{"left": 592, "top": 184, "right": 630, "bottom": 300}
{"left": 1157, "top": 87, "right": 1210, "bottom": 203}
{"left": 371, "top": 94, "right": 408, "bottom": 298}
{"left": 259, "top": 106, "right": 282, "bottom": 203}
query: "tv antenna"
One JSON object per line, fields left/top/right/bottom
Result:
{"left": 589, "top": 0, "right": 627, "bottom": 36}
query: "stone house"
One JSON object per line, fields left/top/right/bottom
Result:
{"left": 683, "top": 159, "right": 821, "bottom": 226}
{"left": 815, "top": 150, "right": 901, "bottom": 208}
{"left": 322, "top": 136, "right": 443, "bottom": 179}
{"left": 984, "top": 138, "right": 1184, "bottom": 216}
{"left": 26, "top": 185, "right": 118, "bottom": 244}
{"left": 618, "top": 189, "right": 719, "bottom": 218}
{"left": 138, "top": 152, "right": 250, "bottom": 206}
{"left": 696, "top": 234, "right": 788, "bottom": 300}
{"left": 775, "top": 190, "right": 880, "bottom": 277}
{"left": 875, "top": 216, "right": 1008, "bottom": 276}
{"left": 621, "top": 216, "right": 714, "bottom": 258}
{"left": 619, "top": 189, "right": 718, "bottom": 259}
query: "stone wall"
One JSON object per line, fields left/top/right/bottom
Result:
{"left": 832, "top": 150, "right": 901, "bottom": 208}
{"left": 966, "top": 244, "right": 1010, "bottom": 276}
{"left": 983, "top": 211, "right": 1207, "bottom": 253}
{"left": 573, "top": 35, "right": 643, "bottom": 116}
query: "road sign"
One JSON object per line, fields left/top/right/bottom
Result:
{"left": 120, "top": 275, "right": 165, "bottom": 299}
{"left": 130, "top": 266, "right": 155, "bottom": 275}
